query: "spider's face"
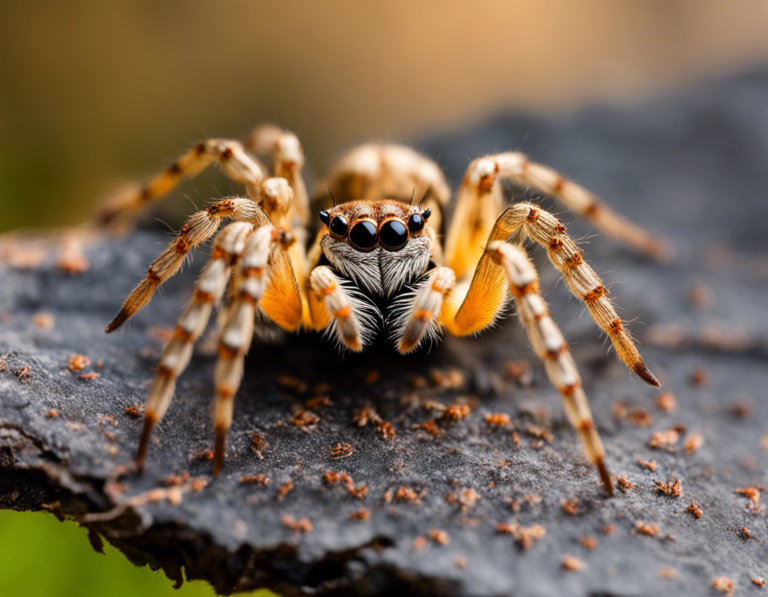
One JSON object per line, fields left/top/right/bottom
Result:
{"left": 318, "top": 199, "right": 433, "bottom": 297}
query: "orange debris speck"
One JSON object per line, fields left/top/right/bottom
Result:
{"left": 443, "top": 402, "right": 470, "bottom": 421}
{"left": 330, "top": 442, "right": 354, "bottom": 459}
{"left": 617, "top": 476, "right": 634, "bottom": 493}
{"left": 239, "top": 474, "right": 271, "bottom": 486}
{"left": 712, "top": 577, "right": 734, "bottom": 596}
{"left": 428, "top": 529, "right": 449, "bottom": 545}
{"left": 655, "top": 479, "right": 683, "bottom": 498}
{"left": 687, "top": 502, "right": 703, "bottom": 519}
{"left": 735, "top": 487, "right": 760, "bottom": 505}
{"left": 685, "top": 433, "right": 705, "bottom": 453}
{"left": 656, "top": 392, "right": 677, "bottom": 413}
{"left": 124, "top": 404, "right": 143, "bottom": 418}
{"left": 276, "top": 481, "right": 294, "bottom": 501}
{"left": 281, "top": 515, "right": 312, "bottom": 533}
{"left": 485, "top": 413, "right": 510, "bottom": 427}
{"left": 32, "top": 312, "right": 55, "bottom": 330}
{"left": 250, "top": 434, "right": 268, "bottom": 459}
{"left": 635, "top": 521, "right": 659, "bottom": 537}
{"left": 648, "top": 429, "right": 680, "bottom": 449}
{"left": 349, "top": 509, "right": 370, "bottom": 521}
{"left": 561, "top": 498, "right": 582, "bottom": 515}
{"left": 561, "top": 555, "right": 584, "bottom": 571}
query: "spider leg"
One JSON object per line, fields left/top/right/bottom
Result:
{"left": 487, "top": 241, "right": 613, "bottom": 496}
{"left": 445, "top": 153, "right": 669, "bottom": 276}
{"left": 307, "top": 265, "right": 378, "bottom": 352}
{"left": 136, "top": 221, "right": 253, "bottom": 471}
{"left": 246, "top": 124, "right": 310, "bottom": 230}
{"left": 105, "top": 197, "right": 261, "bottom": 332}
{"left": 444, "top": 202, "right": 659, "bottom": 387}
{"left": 98, "top": 139, "right": 268, "bottom": 226}
{"left": 211, "top": 225, "right": 282, "bottom": 475}
{"left": 390, "top": 267, "right": 455, "bottom": 354}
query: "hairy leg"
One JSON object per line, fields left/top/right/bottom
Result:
{"left": 389, "top": 267, "right": 456, "bottom": 354}
{"left": 444, "top": 202, "right": 659, "bottom": 387}
{"left": 488, "top": 241, "right": 613, "bottom": 495}
{"left": 307, "top": 265, "right": 378, "bottom": 352}
{"left": 136, "top": 222, "right": 254, "bottom": 470}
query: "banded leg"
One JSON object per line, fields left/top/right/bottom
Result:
{"left": 98, "top": 139, "right": 268, "bottom": 226}
{"left": 105, "top": 198, "right": 261, "bottom": 332}
{"left": 246, "top": 125, "right": 310, "bottom": 230}
{"left": 488, "top": 241, "right": 613, "bottom": 495}
{"left": 212, "top": 225, "right": 279, "bottom": 475}
{"left": 445, "top": 202, "right": 658, "bottom": 387}
{"left": 308, "top": 266, "right": 378, "bottom": 352}
{"left": 445, "top": 153, "right": 669, "bottom": 277}
{"left": 136, "top": 222, "right": 253, "bottom": 471}
{"left": 390, "top": 267, "right": 456, "bottom": 354}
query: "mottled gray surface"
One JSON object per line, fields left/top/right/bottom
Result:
{"left": 2, "top": 70, "right": 768, "bottom": 596}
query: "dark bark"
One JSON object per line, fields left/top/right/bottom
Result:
{"left": 2, "top": 69, "right": 768, "bottom": 596}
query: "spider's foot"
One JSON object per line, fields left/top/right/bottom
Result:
{"left": 596, "top": 458, "right": 614, "bottom": 497}
{"left": 634, "top": 364, "right": 661, "bottom": 388}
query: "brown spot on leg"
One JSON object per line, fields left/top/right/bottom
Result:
{"left": 607, "top": 317, "right": 624, "bottom": 334}
{"left": 135, "top": 413, "right": 157, "bottom": 472}
{"left": 583, "top": 199, "right": 602, "bottom": 218}
{"left": 582, "top": 285, "right": 606, "bottom": 305}
{"left": 548, "top": 237, "right": 564, "bottom": 251}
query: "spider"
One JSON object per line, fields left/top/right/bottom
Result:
{"left": 102, "top": 124, "right": 665, "bottom": 496}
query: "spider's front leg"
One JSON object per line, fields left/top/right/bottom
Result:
{"left": 307, "top": 266, "right": 378, "bottom": 352}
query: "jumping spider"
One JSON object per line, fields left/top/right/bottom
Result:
{"left": 103, "top": 124, "right": 664, "bottom": 495}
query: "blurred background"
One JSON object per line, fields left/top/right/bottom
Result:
{"left": 2, "top": 1, "right": 768, "bottom": 596}
{"left": 2, "top": 1, "right": 768, "bottom": 233}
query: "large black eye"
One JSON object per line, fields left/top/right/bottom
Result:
{"left": 349, "top": 220, "right": 379, "bottom": 251}
{"left": 407, "top": 213, "right": 425, "bottom": 234}
{"left": 379, "top": 219, "right": 409, "bottom": 251}
{"left": 329, "top": 215, "right": 349, "bottom": 238}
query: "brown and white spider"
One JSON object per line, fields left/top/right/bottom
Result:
{"left": 102, "top": 124, "right": 664, "bottom": 496}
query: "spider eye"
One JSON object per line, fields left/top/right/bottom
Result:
{"left": 329, "top": 215, "right": 349, "bottom": 238}
{"left": 407, "top": 213, "right": 425, "bottom": 234}
{"left": 349, "top": 220, "right": 379, "bottom": 251}
{"left": 422, "top": 208, "right": 432, "bottom": 221}
{"left": 319, "top": 210, "right": 331, "bottom": 225}
{"left": 379, "top": 219, "right": 409, "bottom": 251}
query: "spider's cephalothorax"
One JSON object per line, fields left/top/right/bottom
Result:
{"left": 102, "top": 125, "right": 667, "bottom": 493}
{"left": 318, "top": 200, "right": 433, "bottom": 296}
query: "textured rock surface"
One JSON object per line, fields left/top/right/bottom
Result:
{"left": 2, "top": 70, "right": 768, "bottom": 596}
